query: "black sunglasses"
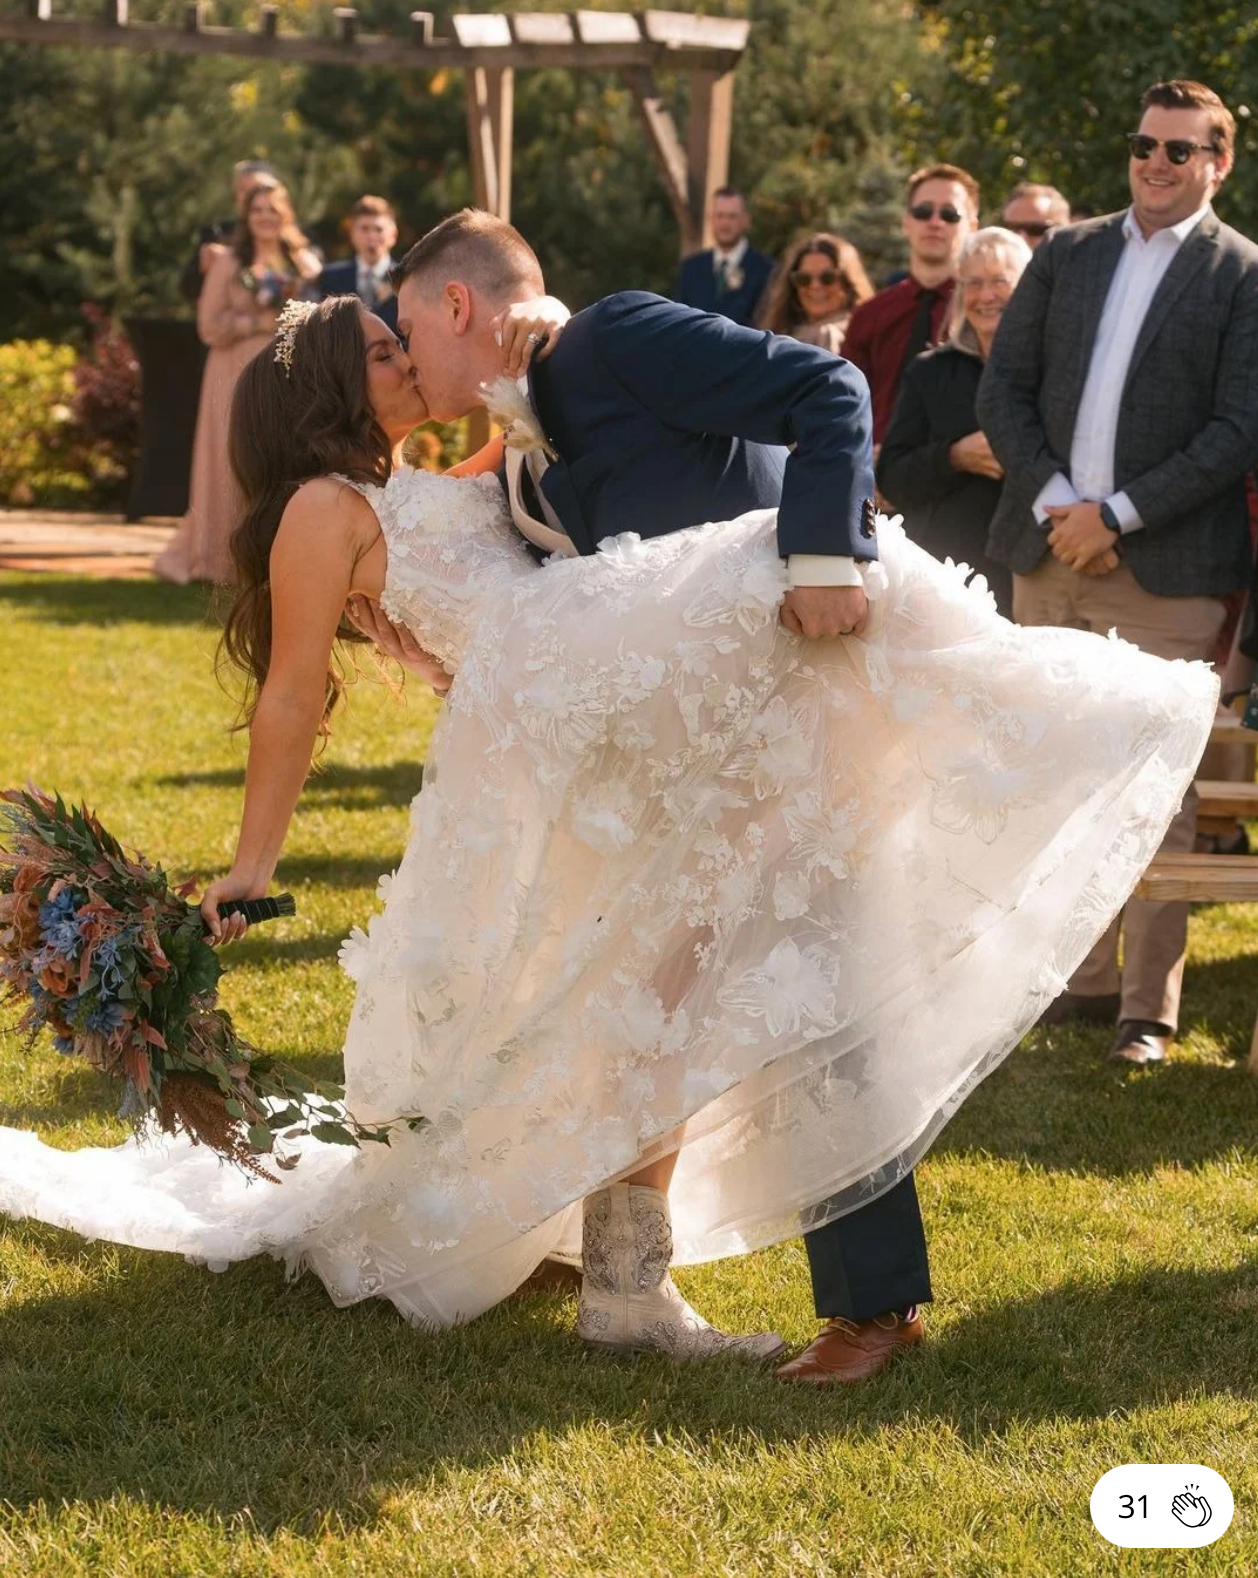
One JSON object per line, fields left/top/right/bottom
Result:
{"left": 790, "top": 268, "right": 842, "bottom": 288}
{"left": 1005, "top": 220, "right": 1053, "bottom": 238}
{"left": 1126, "top": 132, "right": 1218, "bottom": 165}
{"left": 908, "top": 202, "right": 964, "bottom": 224}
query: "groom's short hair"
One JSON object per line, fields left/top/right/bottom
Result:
{"left": 394, "top": 209, "right": 543, "bottom": 299}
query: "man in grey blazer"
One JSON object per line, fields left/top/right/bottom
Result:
{"left": 978, "top": 79, "right": 1258, "bottom": 1066}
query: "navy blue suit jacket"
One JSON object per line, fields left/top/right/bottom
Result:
{"left": 526, "top": 292, "right": 876, "bottom": 562}
{"left": 674, "top": 246, "right": 774, "bottom": 327}
{"left": 317, "top": 258, "right": 398, "bottom": 332}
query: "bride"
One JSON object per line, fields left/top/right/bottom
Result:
{"left": 0, "top": 295, "right": 1218, "bottom": 1361}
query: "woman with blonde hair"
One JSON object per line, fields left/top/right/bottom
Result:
{"left": 156, "top": 182, "right": 323, "bottom": 585}
{"left": 758, "top": 232, "right": 874, "bottom": 353}
{"left": 877, "top": 226, "right": 1039, "bottom": 615}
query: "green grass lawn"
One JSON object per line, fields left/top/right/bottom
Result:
{"left": 2, "top": 571, "right": 1258, "bottom": 1577}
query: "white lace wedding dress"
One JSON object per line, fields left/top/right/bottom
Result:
{"left": 0, "top": 467, "right": 1218, "bottom": 1325}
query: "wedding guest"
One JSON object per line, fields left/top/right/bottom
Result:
{"left": 318, "top": 195, "right": 400, "bottom": 332}
{"left": 178, "top": 160, "right": 281, "bottom": 305}
{"left": 674, "top": 187, "right": 774, "bottom": 327}
{"left": 978, "top": 79, "right": 1258, "bottom": 1065}
{"left": 1001, "top": 182, "right": 1071, "bottom": 249}
{"left": 157, "top": 183, "right": 322, "bottom": 585}
{"left": 841, "top": 165, "right": 981, "bottom": 448}
{"left": 877, "top": 227, "right": 1031, "bottom": 616}
{"left": 758, "top": 232, "right": 874, "bottom": 354}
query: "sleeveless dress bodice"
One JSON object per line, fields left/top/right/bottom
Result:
{"left": 353, "top": 468, "right": 538, "bottom": 672}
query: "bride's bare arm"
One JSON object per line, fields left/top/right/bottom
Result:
{"left": 201, "top": 481, "right": 372, "bottom": 941}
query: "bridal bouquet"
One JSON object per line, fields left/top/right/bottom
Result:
{"left": 0, "top": 788, "right": 406, "bottom": 1177}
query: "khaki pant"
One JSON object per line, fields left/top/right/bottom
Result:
{"left": 1014, "top": 556, "right": 1225, "bottom": 1029}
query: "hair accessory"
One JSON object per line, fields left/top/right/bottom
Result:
{"left": 273, "top": 299, "right": 317, "bottom": 377}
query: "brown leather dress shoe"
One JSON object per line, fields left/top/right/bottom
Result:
{"left": 775, "top": 1310, "right": 924, "bottom": 1386}
{"left": 1038, "top": 990, "right": 1120, "bottom": 1027}
{"left": 1109, "top": 1020, "right": 1171, "bottom": 1066}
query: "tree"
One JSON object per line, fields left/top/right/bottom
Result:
{"left": 926, "top": 0, "right": 1258, "bottom": 229}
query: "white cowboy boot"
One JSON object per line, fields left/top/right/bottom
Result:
{"left": 576, "top": 1183, "right": 786, "bottom": 1362}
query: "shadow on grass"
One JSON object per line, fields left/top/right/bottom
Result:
{"left": 154, "top": 760, "right": 425, "bottom": 811}
{"left": 0, "top": 577, "right": 218, "bottom": 629}
{"left": 273, "top": 854, "right": 401, "bottom": 890}
{"left": 935, "top": 1022, "right": 1258, "bottom": 1179}
{"left": 0, "top": 1064, "right": 116, "bottom": 1129}
{"left": 1, "top": 1254, "right": 1256, "bottom": 1531}
{"left": 231, "top": 933, "right": 348, "bottom": 966}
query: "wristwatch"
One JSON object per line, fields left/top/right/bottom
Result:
{"left": 1099, "top": 501, "right": 1122, "bottom": 536}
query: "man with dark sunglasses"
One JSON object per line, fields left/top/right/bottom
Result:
{"left": 979, "top": 79, "right": 1258, "bottom": 1068}
{"left": 1001, "top": 182, "right": 1071, "bottom": 248}
{"left": 840, "top": 164, "right": 980, "bottom": 449}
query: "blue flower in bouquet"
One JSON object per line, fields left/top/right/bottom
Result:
{"left": 85, "top": 998, "right": 128, "bottom": 1037}
{"left": 95, "top": 928, "right": 136, "bottom": 993}
{"left": 52, "top": 1035, "right": 76, "bottom": 1056}
{"left": 38, "top": 888, "right": 85, "bottom": 955}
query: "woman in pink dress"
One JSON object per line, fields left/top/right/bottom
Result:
{"left": 156, "top": 183, "right": 322, "bottom": 585}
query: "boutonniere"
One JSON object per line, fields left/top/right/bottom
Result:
{"left": 374, "top": 279, "right": 394, "bottom": 303}
{"left": 479, "top": 376, "right": 557, "bottom": 461}
{"left": 724, "top": 264, "right": 745, "bottom": 292}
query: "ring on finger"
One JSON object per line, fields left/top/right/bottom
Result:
{"left": 525, "top": 331, "right": 542, "bottom": 344}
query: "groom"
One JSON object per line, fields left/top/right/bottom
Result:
{"left": 370, "top": 208, "right": 930, "bottom": 1385}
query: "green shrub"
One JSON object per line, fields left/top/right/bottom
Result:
{"left": 0, "top": 340, "right": 94, "bottom": 508}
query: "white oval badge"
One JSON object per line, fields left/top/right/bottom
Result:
{"left": 1091, "top": 1464, "right": 1233, "bottom": 1548}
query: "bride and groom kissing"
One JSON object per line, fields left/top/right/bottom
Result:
{"left": 0, "top": 209, "right": 1217, "bottom": 1387}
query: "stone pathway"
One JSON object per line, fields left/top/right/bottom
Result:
{"left": 0, "top": 510, "right": 177, "bottom": 579}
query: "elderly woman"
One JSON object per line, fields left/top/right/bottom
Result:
{"left": 758, "top": 232, "right": 874, "bottom": 354}
{"left": 876, "top": 226, "right": 1033, "bottom": 616}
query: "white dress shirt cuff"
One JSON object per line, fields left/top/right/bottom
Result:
{"left": 1033, "top": 472, "right": 1082, "bottom": 525}
{"left": 787, "top": 554, "right": 864, "bottom": 589}
{"left": 1106, "top": 490, "right": 1144, "bottom": 534}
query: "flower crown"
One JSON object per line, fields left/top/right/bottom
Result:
{"left": 273, "top": 299, "right": 317, "bottom": 377}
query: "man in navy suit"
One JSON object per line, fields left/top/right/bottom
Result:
{"left": 380, "top": 209, "right": 929, "bottom": 1386}
{"left": 318, "top": 195, "right": 400, "bottom": 333}
{"left": 674, "top": 187, "right": 775, "bottom": 328}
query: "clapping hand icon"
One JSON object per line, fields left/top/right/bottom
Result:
{"left": 1171, "top": 1486, "right": 1212, "bottom": 1529}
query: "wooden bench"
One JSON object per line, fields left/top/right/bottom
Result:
{"left": 1194, "top": 780, "right": 1258, "bottom": 821}
{"left": 1134, "top": 851, "right": 1258, "bottom": 1070}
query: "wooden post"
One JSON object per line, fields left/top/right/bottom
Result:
{"left": 27, "top": 0, "right": 51, "bottom": 18}
{"left": 622, "top": 66, "right": 692, "bottom": 256}
{"left": 463, "top": 63, "right": 514, "bottom": 455}
{"left": 464, "top": 63, "right": 514, "bottom": 220}
{"left": 410, "top": 11, "right": 434, "bottom": 46}
{"left": 259, "top": 6, "right": 278, "bottom": 39}
{"left": 333, "top": 7, "right": 357, "bottom": 45}
{"left": 103, "top": 0, "right": 127, "bottom": 25}
{"left": 685, "top": 69, "right": 735, "bottom": 251}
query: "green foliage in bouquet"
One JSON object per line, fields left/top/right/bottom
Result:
{"left": 0, "top": 787, "right": 419, "bottom": 1177}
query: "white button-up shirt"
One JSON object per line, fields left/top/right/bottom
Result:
{"left": 1034, "top": 203, "right": 1211, "bottom": 533}
{"left": 712, "top": 236, "right": 749, "bottom": 276}
{"left": 356, "top": 254, "right": 394, "bottom": 303}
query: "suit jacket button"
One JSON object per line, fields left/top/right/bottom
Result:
{"left": 860, "top": 499, "right": 877, "bottom": 539}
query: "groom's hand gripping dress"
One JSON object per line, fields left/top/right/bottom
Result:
{"left": 345, "top": 594, "right": 453, "bottom": 694}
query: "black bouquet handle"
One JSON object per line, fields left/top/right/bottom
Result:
{"left": 206, "top": 894, "right": 297, "bottom": 929}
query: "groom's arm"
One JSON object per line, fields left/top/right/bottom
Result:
{"left": 588, "top": 293, "right": 877, "bottom": 563}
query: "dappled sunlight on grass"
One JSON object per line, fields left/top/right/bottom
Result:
{"left": 2, "top": 573, "right": 1257, "bottom": 1576}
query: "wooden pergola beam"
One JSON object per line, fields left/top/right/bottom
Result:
{"left": 0, "top": 9, "right": 747, "bottom": 74}
{"left": 1, "top": 6, "right": 750, "bottom": 266}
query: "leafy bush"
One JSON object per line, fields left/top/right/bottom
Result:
{"left": 69, "top": 305, "right": 141, "bottom": 500}
{"left": 0, "top": 315, "right": 140, "bottom": 510}
{"left": 0, "top": 340, "right": 92, "bottom": 508}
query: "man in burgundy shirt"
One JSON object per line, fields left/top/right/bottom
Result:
{"left": 843, "top": 163, "right": 981, "bottom": 448}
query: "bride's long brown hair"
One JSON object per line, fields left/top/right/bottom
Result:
{"left": 221, "top": 296, "right": 392, "bottom": 734}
